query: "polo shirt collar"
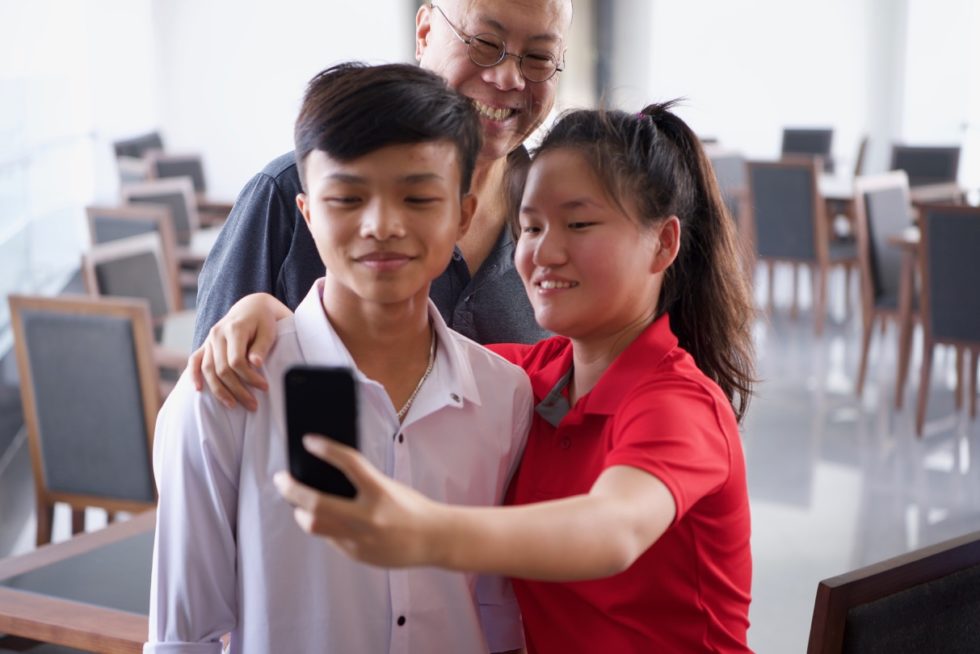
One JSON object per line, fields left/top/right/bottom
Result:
{"left": 533, "top": 314, "right": 678, "bottom": 422}
{"left": 585, "top": 313, "right": 677, "bottom": 415}
{"left": 293, "top": 279, "right": 481, "bottom": 409}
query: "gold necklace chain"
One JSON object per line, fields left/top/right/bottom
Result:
{"left": 396, "top": 327, "right": 437, "bottom": 422}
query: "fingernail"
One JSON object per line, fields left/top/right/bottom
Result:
{"left": 303, "top": 435, "right": 323, "bottom": 450}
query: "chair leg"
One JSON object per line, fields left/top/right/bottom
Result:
{"left": 844, "top": 263, "right": 853, "bottom": 315}
{"left": 814, "top": 264, "right": 827, "bottom": 336}
{"left": 71, "top": 509, "right": 86, "bottom": 536}
{"left": 790, "top": 263, "right": 799, "bottom": 320}
{"left": 916, "top": 342, "right": 935, "bottom": 437}
{"left": 36, "top": 500, "right": 54, "bottom": 546}
{"left": 856, "top": 314, "right": 875, "bottom": 397}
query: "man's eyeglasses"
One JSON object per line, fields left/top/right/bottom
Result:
{"left": 430, "top": 3, "right": 564, "bottom": 83}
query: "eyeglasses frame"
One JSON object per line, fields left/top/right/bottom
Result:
{"left": 429, "top": 3, "right": 565, "bottom": 83}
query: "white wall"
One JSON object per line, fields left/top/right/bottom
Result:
{"left": 615, "top": 0, "right": 879, "bottom": 172}
{"left": 151, "top": 0, "right": 414, "bottom": 201}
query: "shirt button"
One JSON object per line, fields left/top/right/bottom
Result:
{"left": 396, "top": 615, "right": 407, "bottom": 626}
{"left": 450, "top": 393, "right": 460, "bottom": 403}
{"left": 560, "top": 438, "right": 571, "bottom": 450}
{"left": 398, "top": 433, "right": 405, "bottom": 443}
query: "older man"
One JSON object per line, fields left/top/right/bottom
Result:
{"left": 193, "top": 0, "right": 574, "bottom": 350}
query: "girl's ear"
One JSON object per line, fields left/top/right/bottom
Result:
{"left": 651, "top": 216, "right": 681, "bottom": 274}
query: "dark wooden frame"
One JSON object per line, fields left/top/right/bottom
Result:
{"left": 914, "top": 203, "right": 980, "bottom": 436}
{"left": 807, "top": 528, "right": 980, "bottom": 653}
{"left": 8, "top": 295, "right": 160, "bottom": 545}
{"left": 0, "top": 510, "right": 154, "bottom": 653}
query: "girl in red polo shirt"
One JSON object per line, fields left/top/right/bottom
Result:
{"left": 270, "top": 102, "right": 756, "bottom": 653}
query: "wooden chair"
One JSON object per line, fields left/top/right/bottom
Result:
{"left": 782, "top": 127, "right": 834, "bottom": 173}
{"left": 120, "top": 177, "right": 200, "bottom": 248}
{"left": 914, "top": 204, "right": 980, "bottom": 436}
{"left": 85, "top": 204, "right": 188, "bottom": 300}
{"left": 120, "top": 177, "right": 220, "bottom": 270}
{"left": 890, "top": 144, "right": 961, "bottom": 188}
{"left": 81, "top": 232, "right": 196, "bottom": 365}
{"left": 807, "top": 529, "right": 980, "bottom": 653}
{"left": 8, "top": 294, "right": 160, "bottom": 545}
{"left": 852, "top": 171, "right": 916, "bottom": 397}
{"left": 748, "top": 158, "right": 857, "bottom": 334}
{"left": 113, "top": 131, "right": 164, "bottom": 185}
{"left": 145, "top": 152, "right": 233, "bottom": 226}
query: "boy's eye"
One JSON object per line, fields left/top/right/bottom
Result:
{"left": 568, "top": 221, "right": 595, "bottom": 230}
{"left": 520, "top": 224, "right": 541, "bottom": 234}
{"left": 325, "top": 196, "right": 361, "bottom": 205}
{"left": 405, "top": 196, "right": 440, "bottom": 205}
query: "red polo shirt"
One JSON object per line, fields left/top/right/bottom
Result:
{"left": 489, "top": 315, "right": 752, "bottom": 653}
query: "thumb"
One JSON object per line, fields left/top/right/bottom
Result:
{"left": 303, "top": 435, "right": 382, "bottom": 494}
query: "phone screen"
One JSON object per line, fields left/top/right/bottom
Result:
{"left": 284, "top": 365, "right": 359, "bottom": 498}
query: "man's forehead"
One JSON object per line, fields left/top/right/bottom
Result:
{"left": 452, "top": 0, "right": 573, "bottom": 39}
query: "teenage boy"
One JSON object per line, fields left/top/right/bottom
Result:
{"left": 145, "top": 63, "right": 531, "bottom": 654}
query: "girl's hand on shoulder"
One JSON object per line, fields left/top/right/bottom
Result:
{"left": 190, "top": 293, "right": 288, "bottom": 410}
{"left": 273, "top": 436, "right": 448, "bottom": 569}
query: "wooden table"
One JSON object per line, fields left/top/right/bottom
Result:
{"left": 0, "top": 512, "right": 154, "bottom": 653}
{"left": 889, "top": 227, "right": 920, "bottom": 409}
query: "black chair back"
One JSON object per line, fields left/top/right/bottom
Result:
{"left": 151, "top": 155, "right": 207, "bottom": 193}
{"left": 919, "top": 205, "right": 980, "bottom": 343}
{"left": 749, "top": 160, "right": 819, "bottom": 261}
{"left": 709, "top": 153, "right": 747, "bottom": 223}
{"left": 808, "top": 529, "right": 980, "bottom": 653}
{"left": 890, "top": 145, "right": 960, "bottom": 187}
{"left": 782, "top": 128, "right": 834, "bottom": 173}
{"left": 113, "top": 131, "right": 164, "bottom": 160}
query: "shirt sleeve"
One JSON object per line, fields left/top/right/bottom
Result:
{"left": 192, "top": 171, "right": 297, "bottom": 348}
{"left": 475, "top": 370, "right": 532, "bottom": 652}
{"left": 144, "top": 374, "right": 244, "bottom": 653}
{"left": 603, "top": 378, "right": 733, "bottom": 521}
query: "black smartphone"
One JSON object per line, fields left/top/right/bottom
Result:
{"left": 284, "top": 365, "right": 359, "bottom": 498}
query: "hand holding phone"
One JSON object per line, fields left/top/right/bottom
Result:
{"left": 284, "top": 365, "right": 359, "bottom": 498}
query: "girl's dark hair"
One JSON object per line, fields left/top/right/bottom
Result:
{"left": 530, "top": 101, "right": 756, "bottom": 421}
{"left": 294, "top": 62, "right": 482, "bottom": 194}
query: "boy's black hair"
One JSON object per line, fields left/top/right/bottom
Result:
{"left": 295, "top": 62, "right": 482, "bottom": 193}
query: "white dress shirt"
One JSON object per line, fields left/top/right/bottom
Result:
{"left": 145, "top": 280, "right": 532, "bottom": 654}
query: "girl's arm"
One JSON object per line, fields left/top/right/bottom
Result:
{"left": 188, "top": 292, "right": 291, "bottom": 410}
{"left": 275, "top": 436, "right": 676, "bottom": 581}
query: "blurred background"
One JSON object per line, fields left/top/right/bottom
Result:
{"left": 2, "top": 1, "right": 980, "bottom": 652}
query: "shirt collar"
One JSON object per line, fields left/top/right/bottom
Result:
{"left": 584, "top": 313, "right": 678, "bottom": 415}
{"left": 292, "top": 279, "right": 481, "bottom": 409}
{"left": 531, "top": 314, "right": 678, "bottom": 420}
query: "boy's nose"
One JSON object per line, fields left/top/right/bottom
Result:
{"left": 360, "top": 201, "right": 406, "bottom": 240}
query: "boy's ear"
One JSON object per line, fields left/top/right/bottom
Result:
{"left": 457, "top": 193, "right": 477, "bottom": 239}
{"left": 415, "top": 4, "right": 433, "bottom": 62}
{"left": 296, "top": 193, "right": 312, "bottom": 229}
{"left": 650, "top": 215, "right": 681, "bottom": 274}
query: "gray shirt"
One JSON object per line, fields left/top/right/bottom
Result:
{"left": 193, "top": 151, "right": 548, "bottom": 348}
